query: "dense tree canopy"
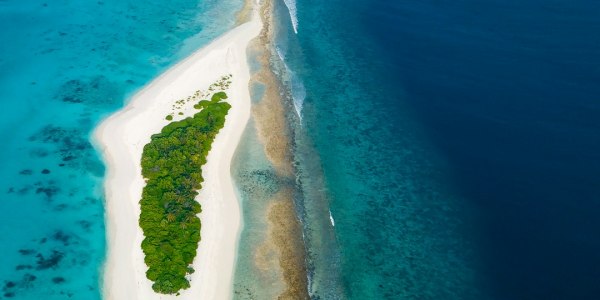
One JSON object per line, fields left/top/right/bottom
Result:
{"left": 139, "top": 93, "right": 230, "bottom": 294}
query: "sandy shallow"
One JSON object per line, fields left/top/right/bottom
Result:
{"left": 94, "top": 10, "right": 261, "bottom": 300}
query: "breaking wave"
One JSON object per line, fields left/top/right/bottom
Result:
{"left": 282, "top": 0, "right": 299, "bottom": 33}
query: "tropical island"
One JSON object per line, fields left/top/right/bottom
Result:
{"left": 96, "top": 14, "right": 261, "bottom": 298}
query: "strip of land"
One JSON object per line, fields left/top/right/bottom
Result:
{"left": 94, "top": 8, "right": 262, "bottom": 300}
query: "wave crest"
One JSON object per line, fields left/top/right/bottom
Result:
{"left": 282, "top": 0, "right": 298, "bottom": 33}
{"left": 275, "top": 46, "right": 305, "bottom": 119}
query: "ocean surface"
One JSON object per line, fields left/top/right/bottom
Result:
{"left": 0, "top": 0, "right": 242, "bottom": 298}
{"left": 2, "top": 0, "right": 600, "bottom": 299}
{"left": 272, "top": 0, "right": 600, "bottom": 299}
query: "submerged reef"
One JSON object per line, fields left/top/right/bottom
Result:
{"left": 232, "top": 0, "right": 310, "bottom": 298}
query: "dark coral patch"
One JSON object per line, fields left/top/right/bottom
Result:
{"left": 52, "top": 277, "right": 65, "bottom": 284}
{"left": 62, "top": 96, "right": 83, "bottom": 103}
{"left": 35, "top": 250, "right": 64, "bottom": 270}
{"left": 23, "top": 274, "right": 37, "bottom": 282}
{"left": 53, "top": 204, "right": 69, "bottom": 211}
{"left": 29, "top": 124, "right": 95, "bottom": 169}
{"left": 29, "top": 148, "right": 49, "bottom": 158}
{"left": 18, "top": 249, "right": 36, "bottom": 256}
{"left": 35, "top": 186, "right": 60, "bottom": 200}
{"left": 18, "top": 186, "right": 32, "bottom": 195}
{"left": 41, "top": 169, "right": 51, "bottom": 174}
{"left": 15, "top": 265, "right": 33, "bottom": 271}
{"left": 84, "top": 197, "right": 98, "bottom": 205}
{"left": 52, "top": 231, "right": 71, "bottom": 245}
{"left": 62, "top": 156, "right": 75, "bottom": 162}
{"left": 19, "top": 169, "right": 33, "bottom": 175}
{"left": 78, "top": 220, "right": 92, "bottom": 231}
{"left": 55, "top": 76, "right": 120, "bottom": 108}
{"left": 59, "top": 80, "right": 84, "bottom": 103}
{"left": 29, "top": 125, "right": 66, "bottom": 143}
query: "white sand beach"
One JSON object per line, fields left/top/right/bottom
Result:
{"left": 94, "top": 8, "right": 261, "bottom": 300}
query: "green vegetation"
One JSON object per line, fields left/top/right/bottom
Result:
{"left": 170, "top": 74, "right": 233, "bottom": 115}
{"left": 193, "top": 100, "right": 210, "bottom": 110}
{"left": 211, "top": 91, "right": 228, "bottom": 102}
{"left": 208, "top": 74, "right": 232, "bottom": 92}
{"left": 139, "top": 93, "right": 231, "bottom": 294}
{"left": 165, "top": 115, "right": 173, "bottom": 121}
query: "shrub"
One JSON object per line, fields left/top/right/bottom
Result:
{"left": 211, "top": 91, "right": 228, "bottom": 102}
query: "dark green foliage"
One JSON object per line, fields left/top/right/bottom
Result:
{"left": 165, "top": 115, "right": 173, "bottom": 121}
{"left": 211, "top": 91, "right": 228, "bottom": 102}
{"left": 193, "top": 100, "right": 211, "bottom": 110}
{"left": 140, "top": 93, "right": 230, "bottom": 294}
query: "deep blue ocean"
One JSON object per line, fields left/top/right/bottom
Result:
{"left": 276, "top": 0, "right": 600, "bottom": 299}
{"left": 0, "top": 0, "right": 241, "bottom": 298}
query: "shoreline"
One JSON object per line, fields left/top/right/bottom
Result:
{"left": 231, "top": 0, "right": 311, "bottom": 298}
{"left": 94, "top": 7, "right": 261, "bottom": 300}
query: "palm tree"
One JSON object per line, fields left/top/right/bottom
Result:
{"left": 166, "top": 213, "right": 176, "bottom": 223}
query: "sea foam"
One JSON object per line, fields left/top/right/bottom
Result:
{"left": 282, "top": 0, "right": 299, "bottom": 34}
{"left": 275, "top": 46, "right": 305, "bottom": 119}
{"left": 329, "top": 210, "right": 335, "bottom": 227}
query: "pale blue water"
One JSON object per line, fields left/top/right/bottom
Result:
{"left": 0, "top": 0, "right": 242, "bottom": 298}
{"left": 231, "top": 118, "right": 284, "bottom": 299}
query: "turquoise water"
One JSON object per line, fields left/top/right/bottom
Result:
{"left": 0, "top": 0, "right": 242, "bottom": 298}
